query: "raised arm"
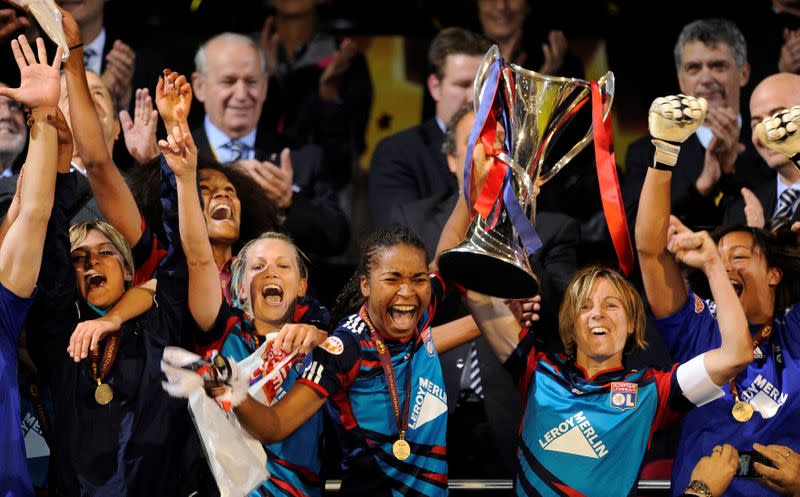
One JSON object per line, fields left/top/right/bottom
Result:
{"left": 636, "top": 95, "right": 707, "bottom": 318}
{"left": 0, "top": 36, "right": 62, "bottom": 298}
{"left": 60, "top": 8, "right": 141, "bottom": 245}
{"left": 157, "top": 108, "right": 220, "bottom": 331}
{"left": 667, "top": 218, "right": 751, "bottom": 385}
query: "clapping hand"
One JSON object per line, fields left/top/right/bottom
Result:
{"left": 120, "top": 88, "right": 159, "bottom": 164}
{"left": 101, "top": 40, "right": 136, "bottom": 110}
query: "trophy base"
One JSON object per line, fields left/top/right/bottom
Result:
{"left": 438, "top": 248, "right": 540, "bottom": 299}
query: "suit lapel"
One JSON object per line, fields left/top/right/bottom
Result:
{"left": 421, "top": 119, "right": 452, "bottom": 186}
{"left": 192, "top": 127, "right": 216, "bottom": 164}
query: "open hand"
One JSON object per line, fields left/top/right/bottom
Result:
{"left": 319, "top": 37, "right": 358, "bottom": 101}
{"left": 236, "top": 148, "right": 294, "bottom": 210}
{"left": 120, "top": 88, "right": 159, "bottom": 164}
{"left": 0, "top": 35, "right": 63, "bottom": 109}
{"left": 258, "top": 16, "right": 279, "bottom": 76}
{"left": 101, "top": 40, "right": 136, "bottom": 110}
{"left": 155, "top": 69, "right": 192, "bottom": 132}
{"left": 538, "top": 30, "right": 567, "bottom": 76}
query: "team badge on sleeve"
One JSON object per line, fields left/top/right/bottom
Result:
{"left": 610, "top": 382, "right": 638, "bottom": 411}
{"left": 319, "top": 336, "right": 344, "bottom": 355}
{"left": 694, "top": 295, "right": 705, "bottom": 313}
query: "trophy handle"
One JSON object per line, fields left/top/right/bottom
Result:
{"left": 473, "top": 45, "right": 503, "bottom": 112}
{"left": 538, "top": 71, "right": 615, "bottom": 185}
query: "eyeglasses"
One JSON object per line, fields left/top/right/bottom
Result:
{"left": 0, "top": 100, "right": 24, "bottom": 114}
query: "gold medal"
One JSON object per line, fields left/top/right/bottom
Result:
{"left": 95, "top": 382, "right": 113, "bottom": 405}
{"left": 732, "top": 399, "right": 753, "bottom": 422}
{"left": 392, "top": 438, "right": 411, "bottom": 460}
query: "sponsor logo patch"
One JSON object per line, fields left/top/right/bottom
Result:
{"left": 319, "top": 336, "right": 344, "bottom": 355}
{"left": 538, "top": 411, "right": 608, "bottom": 459}
{"left": 694, "top": 295, "right": 705, "bottom": 313}
{"left": 609, "top": 382, "right": 637, "bottom": 411}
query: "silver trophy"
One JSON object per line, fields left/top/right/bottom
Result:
{"left": 438, "top": 45, "right": 614, "bottom": 299}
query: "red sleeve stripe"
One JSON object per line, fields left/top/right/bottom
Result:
{"left": 296, "top": 379, "right": 329, "bottom": 398}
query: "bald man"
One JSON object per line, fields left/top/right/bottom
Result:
{"left": 723, "top": 73, "right": 800, "bottom": 228}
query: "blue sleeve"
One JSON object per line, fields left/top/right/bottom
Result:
{"left": 0, "top": 283, "right": 34, "bottom": 348}
{"left": 651, "top": 292, "right": 720, "bottom": 363}
{"left": 154, "top": 154, "right": 187, "bottom": 282}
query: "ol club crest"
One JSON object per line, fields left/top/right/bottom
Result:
{"left": 610, "top": 382, "right": 638, "bottom": 411}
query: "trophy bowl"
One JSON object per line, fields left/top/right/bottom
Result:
{"left": 438, "top": 45, "right": 614, "bottom": 299}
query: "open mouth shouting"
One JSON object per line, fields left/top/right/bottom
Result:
{"left": 261, "top": 284, "right": 284, "bottom": 305}
{"left": 730, "top": 279, "right": 743, "bottom": 297}
{"left": 209, "top": 203, "right": 233, "bottom": 221}
{"left": 85, "top": 272, "right": 107, "bottom": 290}
{"left": 387, "top": 304, "right": 418, "bottom": 330}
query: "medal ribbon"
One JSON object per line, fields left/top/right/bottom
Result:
{"left": 90, "top": 332, "right": 121, "bottom": 385}
{"left": 359, "top": 307, "right": 414, "bottom": 441}
{"left": 590, "top": 81, "right": 634, "bottom": 276}
{"left": 729, "top": 321, "right": 773, "bottom": 399}
{"left": 463, "top": 59, "right": 543, "bottom": 253}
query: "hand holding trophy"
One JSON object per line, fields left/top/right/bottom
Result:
{"left": 754, "top": 105, "right": 800, "bottom": 170}
{"left": 438, "top": 45, "right": 632, "bottom": 298}
{"left": 649, "top": 94, "right": 708, "bottom": 168}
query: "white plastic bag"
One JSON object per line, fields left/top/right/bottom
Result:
{"left": 188, "top": 390, "right": 267, "bottom": 497}
{"left": 183, "top": 338, "right": 298, "bottom": 497}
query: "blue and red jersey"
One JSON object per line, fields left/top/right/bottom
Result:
{"left": 216, "top": 300, "right": 328, "bottom": 497}
{"left": 297, "top": 274, "right": 448, "bottom": 497}
{"left": 654, "top": 292, "right": 800, "bottom": 497}
{"left": 505, "top": 326, "right": 694, "bottom": 497}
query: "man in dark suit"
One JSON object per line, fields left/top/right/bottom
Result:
{"left": 724, "top": 73, "right": 800, "bottom": 229}
{"left": 392, "top": 104, "right": 579, "bottom": 477}
{"left": 623, "top": 19, "right": 773, "bottom": 232}
{"left": 369, "top": 27, "right": 492, "bottom": 229}
{"left": 191, "top": 32, "right": 348, "bottom": 260}
{"left": 61, "top": 0, "right": 136, "bottom": 111}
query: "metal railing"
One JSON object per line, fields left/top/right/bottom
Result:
{"left": 324, "top": 479, "right": 671, "bottom": 492}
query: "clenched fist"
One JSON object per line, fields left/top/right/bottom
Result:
{"left": 649, "top": 94, "right": 708, "bottom": 144}
{"left": 755, "top": 105, "right": 800, "bottom": 167}
{"left": 649, "top": 94, "right": 708, "bottom": 168}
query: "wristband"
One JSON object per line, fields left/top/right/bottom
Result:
{"left": 651, "top": 139, "right": 681, "bottom": 168}
{"left": 69, "top": 43, "right": 83, "bottom": 50}
{"left": 684, "top": 479, "right": 712, "bottom": 497}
